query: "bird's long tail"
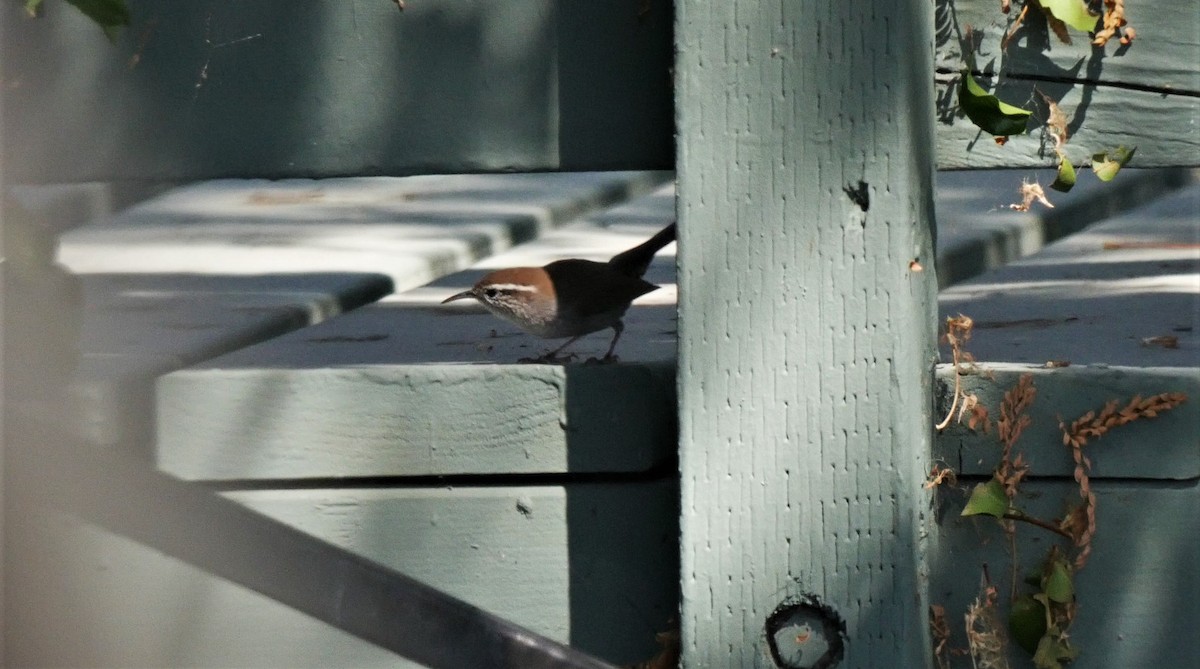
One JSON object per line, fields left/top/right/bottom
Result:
{"left": 607, "top": 222, "right": 677, "bottom": 279}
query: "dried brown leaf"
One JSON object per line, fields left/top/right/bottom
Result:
{"left": 1060, "top": 391, "right": 1189, "bottom": 567}
{"left": 1001, "top": 3, "right": 1029, "bottom": 51}
{"left": 1093, "top": 0, "right": 1131, "bottom": 47}
{"left": 1046, "top": 12, "right": 1072, "bottom": 44}
{"left": 1141, "top": 335, "right": 1180, "bottom": 349}
{"left": 1039, "top": 89, "right": 1070, "bottom": 153}
{"left": 1009, "top": 180, "right": 1054, "bottom": 211}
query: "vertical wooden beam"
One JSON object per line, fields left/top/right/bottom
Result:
{"left": 0, "top": 14, "right": 7, "bottom": 659}
{"left": 676, "top": 2, "right": 937, "bottom": 666}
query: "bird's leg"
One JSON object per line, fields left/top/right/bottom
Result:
{"left": 604, "top": 321, "right": 624, "bottom": 360}
{"left": 550, "top": 335, "right": 584, "bottom": 359}
{"left": 587, "top": 321, "right": 624, "bottom": 364}
{"left": 520, "top": 335, "right": 583, "bottom": 364}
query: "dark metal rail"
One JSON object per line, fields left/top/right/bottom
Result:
{"left": 9, "top": 418, "right": 616, "bottom": 669}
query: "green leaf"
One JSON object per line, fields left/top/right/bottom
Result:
{"left": 1092, "top": 146, "right": 1137, "bottom": 182}
{"left": 64, "top": 0, "right": 130, "bottom": 41}
{"left": 961, "top": 478, "right": 1009, "bottom": 518}
{"left": 1043, "top": 559, "right": 1075, "bottom": 603}
{"left": 1009, "top": 595, "right": 1048, "bottom": 655}
{"left": 958, "top": 70, "right": 1032, "bottom": 137}
{"left": 1050, "top": 156, "right": 1076, "bottom": 192}
{"left": 1040, "top": 0, "right": 1099, "bottom": 33}
{"left": 1033, "top": 633, "right": 1080, "bottom": 669}
{"left": 24, "top": 0, "right": 46, "bottom": 17}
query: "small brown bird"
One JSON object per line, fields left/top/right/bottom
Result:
{"left": 442, "top": 223, "right": 676, "bottom": 362}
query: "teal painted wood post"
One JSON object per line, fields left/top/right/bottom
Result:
{"left": 0, "top": 8, "right": 7, "bottom": 657}
{"left": 676, "top": 2, "right": 938, "bottom": 667}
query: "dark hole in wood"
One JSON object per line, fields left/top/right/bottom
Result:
{"left": 765, "top": 593, "right": 846, "bottom": 669}
{"left": 843, "top": 180, "right": 870, "bottom": 213}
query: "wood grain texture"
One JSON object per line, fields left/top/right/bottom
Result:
{"left": 675, "top": 1, "right": 938, "bottom": 666}
{"left": 8, "top": 474, "right": 677, "bottom": 667}
{"left": 935, "top": 364, "right": 1200, "bottom": 480}
{"left": 933, "top": 81, "right": 1198, "bottom": 169}
{"left": 228, "top": 483, "right": 679, "bottom": 666}
{"left": 0, "top": 12, "right": 8, "bottom": 653}
{"left": 153, "top": 210, "right": 679, "bottom": 480}
{"left": 938, "top": 181, "right": 1200, "bottom": 368}
{"left": 935, "top": 0, "right": 1199, "bottom": 88}
{"left": 3, "top": 1, "right": 1195, "bottom": 180}
{"left": 157, "top": 362, "right": 677, "bottom": 479}
{"left": 932, "top": 0, "right": 1199, "bottom": 168}
{"left": 1, "top": 0, "right": 674, "bottom": 182}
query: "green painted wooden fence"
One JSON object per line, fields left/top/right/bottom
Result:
{"left": 3, "top": 0, "right": 1197, "bottom": 667}
{"left": 675, "top": 1, "right": 939, "bottom": 665}
{"left": 2, "top": 0, "right": 1196, "bottom": 182}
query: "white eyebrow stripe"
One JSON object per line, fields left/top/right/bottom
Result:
{"left": 486, "top": 283, "right": 539, "bottom": 293}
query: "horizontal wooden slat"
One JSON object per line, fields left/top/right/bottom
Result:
{"left": 9, "top": 423, "right": 674, "bottom": 667}
{"left": 155, "top": 176, "right": 1197, "bottom": 481}
{"left": 929, "top": 480, "right": 1199, "bottom": 669}
{"left": 227, "top": 483, "right": 680, "bottom": 666}
{"left": 155, "top": 197, "right": 680, "bottom": 479}
{"left": 25, "top": 481, "right": 678, "bottom": 667}
{"left": 934, "top": 0, "right": 1199, "bottom": 88}
{"left": 935, "top": 182, "right": 1199, "bottom": 479}
{"left": 934, "top": 364, "right": 1200, "bottom": 479}
{"left": 938, "top": 182, "right": 1200, "bottom": 368}
{"left": 157, "top": 360, "right": 677, "bottom": 479}
{"left": 934, "top": 80, "right": 1198, "bottom": 169}
{"left": 3, "top": 1, "right": 1195, "bottom": 180}
{"left": 58, "top": 173, "right": 670, "bottom": 291}
{"left": 1, "top": 0, "right": 674, "bottom": 182}
{"left": 60, "top": 172, "right": 668, "bottom": 447}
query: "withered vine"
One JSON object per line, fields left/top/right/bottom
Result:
{"left": 929, "top": 315, "right": 1188, "bottom": 669}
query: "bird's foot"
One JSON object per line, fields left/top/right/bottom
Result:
{"left": 518, "top": 351, "right": 579, "bottom": 364}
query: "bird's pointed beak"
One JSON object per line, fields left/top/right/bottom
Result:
{"left": 441, "top": 289, "right": 476, "bottom": 304}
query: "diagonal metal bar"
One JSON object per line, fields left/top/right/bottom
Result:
{"left": 11, "top": 421, "right": 616, "bottom": 669}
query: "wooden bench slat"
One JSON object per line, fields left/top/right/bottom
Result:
{"left": 929, "top": 481, "right": 1199, "bottom": 669}
{"left": 938, "top": 181, "right": 1200, "bottom": 368}
{"left": 155, "top": 194, "right": 680, "bottom": 479}
{"left": 4, "top": 1, "right": 1195, "bottom": 180}
{"left": 59, "top": 172, "right": 669, "bottom": 447}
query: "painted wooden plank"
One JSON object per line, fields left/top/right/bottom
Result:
{"left": 935, "top": 364, "right": 1200, "bottom": 479}
{"left": 158, "top": 362, "right": 677, "bottom": 479}
{"left": 675, "top": 1, "right": 938, "bottom": 666}
{"left": 934, "top": 1, "right": 1199, "bottom": 89}
{"left": 2, "top": 0, "right": 675, "bottom": 182}
{"left": 7, "top": 425, "right": 667, "bottom": 667}
{"left": 69, "top": 272, "right": 392, "bottom": 447}
{"left": 932, "top": 0, "right": 1199, "bottom": 168}
{"left": 3, "top": 1, "right": 1195, "bottom": 181}
{"left": 0, "top": 34, "right": 10, "bottom": 656}
{"left": 939, "top": 182, "right": 1200, "bottom": 368}
{"left": 8, "top": 482, "right": 675, "bottom": 668}
{"left": 62, "top": 172, "right": 668, "bottom": 448}
{"left": 928, "top": 481, "right": 1199, "bottom": 669}
{"left": 935, "top": 183, "right": 1200, "bottom": 477}
{"left": 934, "top": 167, "right": 1195, "bottom": 286}
{"left": 155, "top": 201, "right": 679, "bottom": 480}
{"left": 227, "top": 483, "right": 680, "bottom": 666}
{"left": 79, "top": 273, "right": 392, "bottom": 361}
{"left": 934, "top": 81, "right": 1199, "bottom": 170}
{"left": 59, "top": 172, "right": 670, "bottom": 293}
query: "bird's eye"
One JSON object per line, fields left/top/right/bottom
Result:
{"left": 484, "top": 288, "right": 498, "bottom": 299}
